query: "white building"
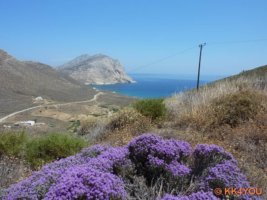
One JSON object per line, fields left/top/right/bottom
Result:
{"left": 19, "top": 120, "right": 36, "bottom": 126}
{"left": 35, "top": 96, "right": 43, "bottom": 101}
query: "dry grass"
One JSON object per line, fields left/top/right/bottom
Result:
{"left": 230, "top": 114, "right": 267, "bottom": 189}
{"left": 156, "top": 121, "right": 267, "bottom": 198}
{"left": 0, "top": 156, "right": 32, "bottom": 188}
{"left": 209, "top": 90, "right": 264, "bottom": 127}
{"left": 165, "top": 77, "right": 267, "bottom": 131}
{"left": 78, "top": 117, "right": 108, "bottom": 142}
{"left": 79, "top": 108, "right": 153, "bottom": 146}
{"left": 99, "top": 108, "right": 153, "bottom": 146}
{"left": 125, "top": 175, "right": 166, "bottom": 200}
{"left": 163, "top": 75, "right": 267, "bottom": 198}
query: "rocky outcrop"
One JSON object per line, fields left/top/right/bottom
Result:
{"left": 58, "top": 54, "right": 134, "bottom": 85}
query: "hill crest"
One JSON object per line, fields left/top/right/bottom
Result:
{"left": 58, "top": 54, "right": 134, "bottom": 85}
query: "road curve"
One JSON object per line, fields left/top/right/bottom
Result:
{"left": 0, "top": 92, "right": 103, "bottom": 123}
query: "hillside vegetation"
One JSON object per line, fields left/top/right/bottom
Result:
{"left": 0, "top": 65, "right": 266, "bottom": 199}
{"left": 0, "top": 132, "right": 88, "bottom": 188}
{"left": 164, "top": 65, "right": 267, "bottom": 198}
{"left": 222, "top": 64, "right": 267, "bottom": 80}
{"left": 1, "top": 134, "right": 258, "bottom": 199}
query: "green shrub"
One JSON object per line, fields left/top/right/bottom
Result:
{"left": 0, "top": 132, "right": 27, "bottom": 157}
{"left": 133, "top": 99, "right": 166, "bottom": 121}
{"left": 25, "top": 133, "right": 87, "bottom": 168}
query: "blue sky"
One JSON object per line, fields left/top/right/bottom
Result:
{"left": 0, "top": 0, "right": 266, "bottom": 77}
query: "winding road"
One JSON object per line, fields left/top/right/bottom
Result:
{"left": 0, "top": 92, "right": 103, "bottom": 123}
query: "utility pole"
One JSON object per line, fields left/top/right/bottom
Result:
{"left": 197, "top": 43, "right": 206, "bottom": 91}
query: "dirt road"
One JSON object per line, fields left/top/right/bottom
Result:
{"left": 0, "top": 92, "right": 103, "bottom": 123}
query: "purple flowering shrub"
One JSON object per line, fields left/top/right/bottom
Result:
{"left": 2, "top": 145, "right": 112, "bottom": 200}
{"left": 192, "top": 144, "right": 236, "bottom": 176}
{"left": 44, "top": 166, "right": 126, "bottom": 200}
{"left": 161, "top": 191, "right": 219, "bottom": 200}
{"left": 128, "top": 134, "right": 191, "bottom": 174}
{"left": 2, "top": 133, "right": 262, "bottom": 200}
{"left": 205, "top": 160, "right": 250, "bottom": 189}
{"left": 128, "top": 134, "right": 192, "bottom": 191}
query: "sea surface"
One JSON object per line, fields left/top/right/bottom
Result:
{"left": 92, "top": 74, "right": 220, "bottom": 98}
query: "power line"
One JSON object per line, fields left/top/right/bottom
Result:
{"left": 128, "top": 37, "right": 267, "bottom": 74}
{"left": 128, "top": 46, "right": 197, "bottom": 73}
{"left": 208, "top": 38, "right": 267, "bottom": 46}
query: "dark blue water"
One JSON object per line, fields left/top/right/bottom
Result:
{"left": 92, "top": 74, "right": 212, "bottom": 98}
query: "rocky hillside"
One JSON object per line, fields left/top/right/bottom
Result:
{"left": 58, "top": 54, "right": 134, "bottom": 85}
{"left": 0, "top": 49, "right": 96, "bottom": 117}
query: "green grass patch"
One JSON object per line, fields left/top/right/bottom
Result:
{"left": 25, "top": 133, "right": 87, "bottom": 168}
{"left": 0, "top": 132, "right": 27, "bottom": 157}
{"left": 133, "top": 98, "right": 167, "bottom": 121}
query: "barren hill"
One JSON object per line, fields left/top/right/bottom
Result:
{"left": 0, "top": 49, "right": 96, "bottom": 117}
{"left": 58, "top": 54, "right": 134, "bottom": 85}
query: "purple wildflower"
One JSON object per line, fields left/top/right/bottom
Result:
{"left": 3, "top": 167, "right": 61, "bottom": 200}
{"left": 148, "top": 155, "right": 165, "bottom": 167}
{"left": 192, "top": 144, "right": 236, "bottom": 176}
{"left": 165, "top": 161, "right": 191, "bottom": 177}
{"left": 2, "top": 133, "right": 258, "bottom": 200}
{"left": 80, "top": 144, "right": 110, "bottom": 160}
{"left": 205, "top": 160, "right": 250, "bottom": 189}
{"left": 128, "top": 133, "right": 163, "bottom": 163}
{"left": 160, "top": 194, "right": 180, "bottom": 200}
{"left": 161, "top": 191, "right": 219, "bottom": 200}
{"left": 193, "top": 144, "right": 236, "bottom": 162}
{"left": 128, "top": 134, "right": 192, "bottom": 164}
{"left": 44, "top": 166, "right": 126, "bottom": 200}
{"left": 86, "top": 147, "right": 132, "bottom": 174}
{"left": 2, "top": 144, "right": 111, "bottom": 200}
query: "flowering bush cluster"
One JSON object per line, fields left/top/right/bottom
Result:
{"left": 2, "top": 134, "right": 262, "bottom": 200}
{"left": 161, "top": 192, "right": 218, "bottom": 200}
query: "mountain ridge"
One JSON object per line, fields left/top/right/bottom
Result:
{"left": 58, "top": 54, "right": 134, "bottom": 85}
{"left": 0, "top": 49, "right": 96, "bottom": 117}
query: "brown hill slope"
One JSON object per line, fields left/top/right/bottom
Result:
{"left": 0, "top": 49, "right": 96, "bottom": 117}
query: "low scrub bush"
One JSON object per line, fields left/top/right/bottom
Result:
{"left": 25, "top": 133, "right": 87, "bottom": 168}
{"left": 169, "top": 89, "right": 266, "bottom": 132}
{"left": 210, "top": 90, "right": 264, "bottom": 127}
{"left": 229, "top": 115, "right": 267, "bottom": 194}
{"left": 67, "top": 120, "right": 80, "bottom": 133}
{"left": 0, "top": 156, "right": 31, "bottom": 188}
{"left": 133, "top": 98, "right": 167, "bottom": 121}
{"left": 107, "top": 108, "right": 152, "bottom": 134}
{"left": 0, "top": 132, "right": 27, "bottom": 157}
{"left": 166, "top": 75, "right": 267, "bottom": 131}
{"left": 2, "top": 134, "right": 259, "bottom": 200}
{"left": 78, "top": 118, "right": 107, "bottom": 141}
{"left": 78, "top": 108, "right": 152, "bottom": 145}
{"left": 78, "top": 108, "right": 152, "bottom": 144}
{"left": 101, "top": 108, "right": 152, "bottom": 145}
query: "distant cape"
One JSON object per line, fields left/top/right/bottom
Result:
{"left": 58, "top": 54, "right": 135, "bottom": 85}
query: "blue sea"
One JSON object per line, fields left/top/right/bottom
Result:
{"left": 92, "top": 74, "right": 221, "bottom": 98}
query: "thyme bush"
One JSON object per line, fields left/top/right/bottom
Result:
{"left": 2, "top": 134, "right": 261, "bottom": 200}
